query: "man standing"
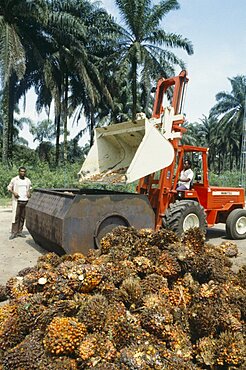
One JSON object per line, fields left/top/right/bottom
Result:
{"left": 7, "top": 167, "right": 32, "bottom": 240}
{"left": 177, "top": 159, "right": 194, "bottom": 190}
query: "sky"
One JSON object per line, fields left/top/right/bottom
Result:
{"left": 20, "top": 0, "right": 246, "bottom": 148}
{"left": 101, "top": 0, "right": 246, "bottom": 121}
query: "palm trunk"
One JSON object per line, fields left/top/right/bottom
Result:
{"left": 131, "top": 59, "right": 137, "bottom": 121}
{"left": 236, "top": 152, "right": 240, "bottom": 170}
{"left": 8, "top": 77, "right": 15, "bottom": 164}
{"left": 62, "top": 73, "right": 68, "bottom": 163}
{"left": 64, "top": 75, "right": 68, "bottom": 162}
{"left": 2, "top": 82, "right": 10, "bottom": 166}
{"left": 230, "top": 151, "right": 233, "bottom": 171}
{"left": 208, "top": 153, "right": 211, "bottom": 171}
{"left": 90, "top": 105, "right": 95, "bottom": 148}
{"left": 55, "top": 90, "right": 61, "bottom": 166}
{"left": 55, "top": 114, "right": 61, "bottom": 166}
{"left": 218, "top": 153, "right": 221, "bottom": 174}
{"left": 223, "top": 153, "right": 226, "bottom": 171}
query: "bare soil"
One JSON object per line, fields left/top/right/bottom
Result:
{"left": 0, "top": 206, "right": 46, "bottom": 286}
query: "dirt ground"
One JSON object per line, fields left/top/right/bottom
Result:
{"left": 0, "top": 206, "right": 46, "bottom": 286}
{"left": 0, "top": 206, "right": 245, "bottom": 286}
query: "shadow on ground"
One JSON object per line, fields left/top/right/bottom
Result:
{"left": 206, "top": 226, "right": 228, "bottom": 243}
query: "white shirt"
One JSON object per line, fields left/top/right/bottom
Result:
{"left": 179, "top": 168, "right": 194, "bottom": 189}
{"left": 7, "top": 175, "right": 32, "bottom": 199}
{"left": 16, "top": 178, "right": 29, "bottom": 201}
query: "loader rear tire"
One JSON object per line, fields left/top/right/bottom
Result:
{"left": 226, "top": 209, "right": 246, "bottom": 240}
{"left": 162, "top": 200, "right": 207, "bottom": 236}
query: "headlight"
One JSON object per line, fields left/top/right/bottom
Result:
{"left": 178, "top": 191, "right": 183, "bottom": 198}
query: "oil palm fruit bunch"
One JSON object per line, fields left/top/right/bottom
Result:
{"left": 0, "top": 226, "right": 245, "bottom": 369}
{"left": 43, "top": 316, "right": 87, "bottom": 355}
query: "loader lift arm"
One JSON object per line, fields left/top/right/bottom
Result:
{"left": 152, "top": 70, "right": 188, "bottom": 118}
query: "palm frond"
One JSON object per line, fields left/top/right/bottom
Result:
{"left": 145, "top": 0, "right": 180, "bottom": 30}
{"left": 115, "top": 0, "right": 151, "bottom": 37}
{"left": 0, "top": 23, "right": 26, "bottom": 85}
{"left": 146, "top": 29, "right": 193, "bottom": 55}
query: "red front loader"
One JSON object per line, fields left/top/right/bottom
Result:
{"left": 81, "top": 70, "right": 246, "bottom": 240}
{"left": 26, "top": 71, "right": 246, "bottom": 256}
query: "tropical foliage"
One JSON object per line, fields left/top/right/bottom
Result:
{"left": 210, "top": 75, "right": 246, "bottom": 171}
{"left": 0, "top": 0, "right": 193, "bottom": 165}
{"left": 0, "top": 0, "right": 49, "bottom": 165}
{"left": 0, "top": 0, "right": 245, "bottom": 179}
{"left": 182, "top": 75, "right": 246, "bottom": 173}
{"left": 0, "top": 162, "right": 81, "bottom": 198}
{"left": 113, "top": 0, "right": 193, "bottom": 119}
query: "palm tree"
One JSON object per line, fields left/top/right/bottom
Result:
{"left": 195, "top": 115, "right": 215, "bottom": 146}
{"left": 29, "top": 118, "right": 56, "bottom": 163}
{"left": 181, "top": 121, "right": 199, "bottom": 146}
{"left": 29, "top": 119, "right": 56, "bottom": 143}
{"left": 20, "top": 0, "right": 87, "bottom": 165}
{"left": 210, "top": 75, "right": 246, "bottom": 171}
{"left": 113, "top": 0, "right": 194, "bottom": 119}
{"left": 68, "top": 1, "right": 117, "bottom": 146}
{"left": 194, "top": 115, "right": 220, "bottom": 170}
{"left": 0, "top": 0, "right": 88, "bottom": 165}
{"left": 0, "top": 0, "right": 48, "bottom": 165}
{"left": 44, "top": 0, "right": 90, "bottom": 161}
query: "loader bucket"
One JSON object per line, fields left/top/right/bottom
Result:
{"left": 26, "top": 188, "right": 155, "bottom": 255}
{"left": 79, "top": 117, "right": 174, "bottom": 184}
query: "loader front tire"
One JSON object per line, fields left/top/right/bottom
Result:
{"left": 94, "top": 213, "right": 130, "bottom": 249}
{"left": 162, "top": 200, "right": 207, "bottom": 236}
{"left": 226, "top": 209, "right": 246, "bottom": 240}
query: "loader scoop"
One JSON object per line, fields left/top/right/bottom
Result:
{"left": 79, "top": 117, "right": 174, "bottom": 184}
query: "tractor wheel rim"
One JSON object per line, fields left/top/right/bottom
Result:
{"left": 183, "top": 213, "right": 200, "bottom": 231}
{"left": 235, "top": 216, "right": 246, "bottom": 235}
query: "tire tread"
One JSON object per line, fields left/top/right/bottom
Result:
{"left": 163, "top": 200, "right": 207, "bottom": 235}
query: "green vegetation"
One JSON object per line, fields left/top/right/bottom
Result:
{"left": 0, "top": 0, "right": 245, "bottom": 186}
{"left": 1, "top": 160, "right": 243, "bottom": 206}
{"left": 182, "top": 75, "right": 246, "bottom": 174}
{"left": 0, "top": 163, "right": 81, "bottom": 198}
{"left": 0, "top": 0, "right": 193, "bottom": 165}
{"left": 0, "top": 197, "right": 11, "bottom": 207}
{"left": 208, "top": 171, "right": 243, "bottom": 188}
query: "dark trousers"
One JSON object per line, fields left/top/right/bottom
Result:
{"left": 11, "top": 201, "right": 28, "bottom": 235}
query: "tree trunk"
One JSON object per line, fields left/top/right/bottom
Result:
{"left": 131, "top": 58, "right": 137, "bottom": 121}
{"left": 62, "top": 73, "right": 68, "bottom": 163}
{"left": 218, "top": 153, "right": 221, "bottom": 174}
{"left": 55, "top": 114, "right": 61, "bottom": 166}
{"left": 55, "top": 89, "right": 61, "bottom": 167}
{"left": 90, "top": 105, "right": 95, "bottom": 148}
{"left": 230, "top": 151, "right": 233, "bottom": 171}
{"left": 2, "top": 83, "right": 10, "bottom": 166}
{"left": 8, "top": 77, "right": 15, "bottom": 164}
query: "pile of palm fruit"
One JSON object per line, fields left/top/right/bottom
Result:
{"left": 0, "top": 226, "right": 245, "bottom": 369}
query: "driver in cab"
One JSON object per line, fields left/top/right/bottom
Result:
{"left": 176, "top": 159, "right": 194, "bottom": 190}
